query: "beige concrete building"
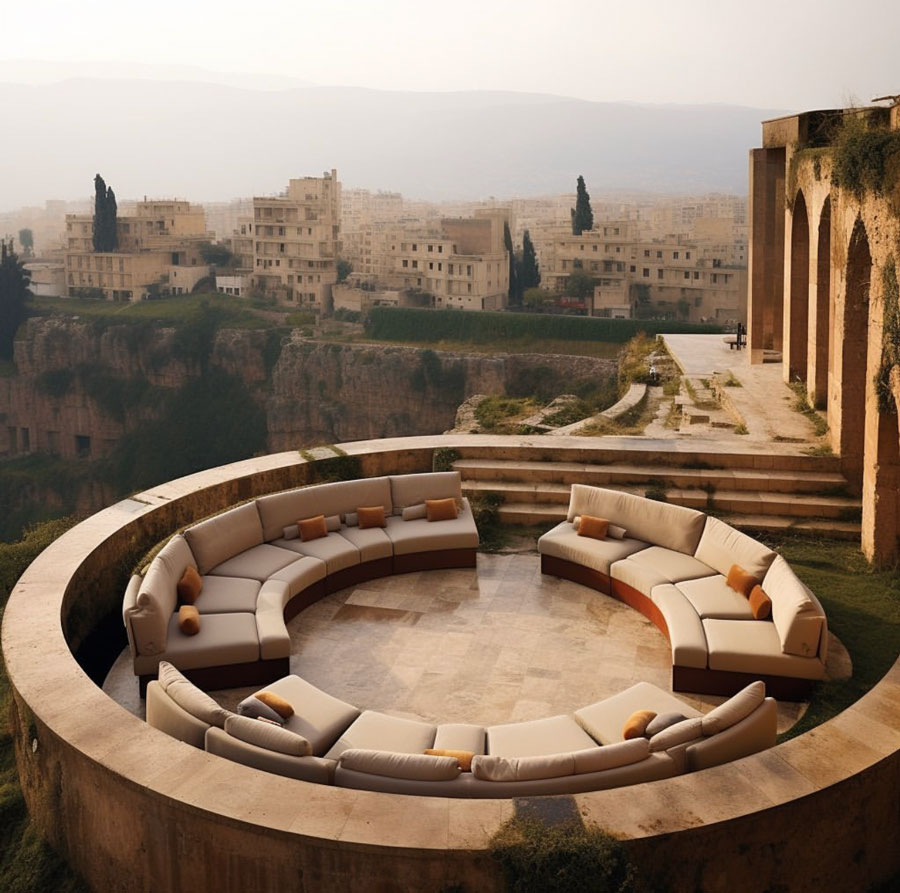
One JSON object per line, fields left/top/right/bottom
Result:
{"left": 748, "top": 104, "right": 900, "bottom": 563}
{"left": 64, "top": 199, "right": 210, "bottom": 301}
{"left": 250, "top": 171, "right": 341, "bottom": 310}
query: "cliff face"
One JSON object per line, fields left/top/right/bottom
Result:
{"left": 0, "top": 318, "right": 616, "bottom": 459}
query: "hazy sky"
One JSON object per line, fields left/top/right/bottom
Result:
{"left": 5, "top": 0, "right": 899, "bottom": 109}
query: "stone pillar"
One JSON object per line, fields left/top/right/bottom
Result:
{"left": 748, "top": 148, "right": 786, "bottom": 362}
{"left": 807, "top": 198, "right": 831, "bottom": 409}
{"left": 783, "top": 192, "right": 809, "bottom": 384}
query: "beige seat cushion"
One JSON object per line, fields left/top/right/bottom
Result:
{"left": 486, "top": 714, "right": 597, "bottom": 758}
{"left": 184, "top": 503, "right": 264, "bottom": 575}
{"left": 265, "top": 555, "right": 327, "bottom": 597}
{"left": 326, "top": 710, "right": 436, "bottom": 760}
{"left": 389, "top": 471, "right": 462, "bottom": 508}
{"left": 135, "top": 612, "right": 260, "bottom": 675}
{"left": 703, "top": 618, "right": 826, "bottom": 679}
{"left": 434, "top": 723, "right": 486, "bottom": 754}
{"left": 194, "top": 576, "right": 261, "bottom": 614}
{"left": 763, "top": 556, "right": 826, "bottom": 658}
{"left": 565, "top": 485, "right": 708, "bottom": 555}
{"left": 385, "top": 500, "right": 479, "bottom": 556}
{"left": 271, "top": 532, "right": 361, "bottom": 574}
{"left": 254, "top": 581, "right": 292, "bottom": 660}
{"left": 611, "top": 546, "right": 715, "bottom": 597}
{"left": 261, "top": 675, "right": 361, "bottom": 757}
{"left": 650, "top": 584, "right": 710, "bottom": 670}
{"left": 208, "top": 544, "right": 300, "bottom": 582}
{"left": 339, "top": 524, "right": 394, "bottom": 562}
{"left": 693, "top": 516, "right": 778, "bottom": 580}
{"left": 340, "top": 749, "right": 461, "bottom": 781}
{"left": 676, "top": 575, "right": 755, "bottom": 620}
{"left": 574, "top": 681, "right": 701, "bottom": 745}
{"left": 538, "top": 521, "right": 649, "bottom": 576}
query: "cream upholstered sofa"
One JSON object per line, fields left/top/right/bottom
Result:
{"left": 147, "top": 664, "right": 777, "bottom": 798}
{"left": 123, "top": 472, "right": 478, "bottom": 694}
{"left": 538, "top": 485, "right": 828, "bottom": 699}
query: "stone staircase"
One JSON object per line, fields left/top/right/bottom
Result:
{"left": 452, "top": 448, "right": 861, "bottom": 540}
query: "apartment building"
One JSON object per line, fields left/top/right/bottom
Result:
{"left": 250, "top": 171, "right": 341, "bottom": 310}
{"left": 346, "top": 210, "right": 510, "bottom": 311}
{"left": 64, "top": 199, "right": 210, "bottom": 301}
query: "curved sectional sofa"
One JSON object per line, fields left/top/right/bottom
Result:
{"left": 122, "top": 471, "right": 478, "bottom": 695}
{"left": 538, "top": 485, "right": 828, "bottom": 699}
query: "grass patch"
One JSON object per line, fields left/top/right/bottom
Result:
{"left": 789, "top": 381, "right": 829, "bottom": 437}
{"left": 734, "top": 423, "right": 749, "bottom": 435}
{"left": 474, "top": 396, "right": 538, "bottom": 433}
{"left": 757, "top": 534, "right": 900, "bottom": 742}
{"left": 805, "top": 443, "right": 834, "bottom": 456}
{"left": 470, "top": 492, "right": 510, "bottom": 553}
{"left": 721, "top": 371, "right": 742, "bottom": 387}
{"left": 335, "top": 334, "right": 624, "bottom": 359}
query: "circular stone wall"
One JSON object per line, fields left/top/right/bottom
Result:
{"left": 4, "top": 435, "right": 900, "bottom": 892}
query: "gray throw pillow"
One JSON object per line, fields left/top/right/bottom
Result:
{"left": 645, "top": 712, "right": 687, "bottom": 737}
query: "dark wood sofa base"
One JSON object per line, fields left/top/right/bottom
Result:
{"left": 140, "top": 656, "right": 289, "bottom": 698}
{"left": 541, "top": 554, "right": 816, "bottom": 701}
{"left": 393, "top": 548, "right": 477, "bottom": 574}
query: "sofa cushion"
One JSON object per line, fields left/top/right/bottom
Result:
{"left": 703, "top": 618, "right": 826, "bottom": 679}
{"left": 177, "top": 605, "right": 201, "bottom": 636}
{"left": 402, "top": 503, "right": 427, "bottom": 521}
{"left": 208, "top": 543, "right": 300, "bottom": 582}
{"left": 701, "top": 681, "right": 766, "bottom": 735}
{"left": 575, "top": 681, "right": 701, "bottom": 745}
{"left": 726, "top": 564, "right": 758, "bottom": 598}
{"left": 675, "top": 575, "right": 755, "bottom": 621}
{"left": 645, "top": 712, "right": 688, "bottom": 736}
{"left": 338, "top": 525, "right": 393, "bottom": 562}
{"left": 341, "top": 749, "right": 461, "bottom": 781}
{"left": 265, "top": 556, "right": 327, "bottom": 597}
{"left": 326, "top": 710, "right": 436, "bottom": 760}
{"left": 648, "top": 716, "right": 704, "bottom": 752}
{"left": 650, "top": 585, "right": 710, "bottom": 670}
{"left": 749, "top": 585, "right": 772, "bottom": 620}
{"left": 145, "top": 680, "right": 211, "bottom": 748}
{"left": 177, "top": 566, "right": 203, "bottom": 605}
{"left": 571, "top": 738, "right": 650, "bottom": 774}
{"left": 623, "top": 709, "right": 656, "bottom": 740}
{"left": 566, "top": 485, "right": 708, "bottom": 555}
{"left": 763, "top": 556, "right": 826, "bottom": 658}
{"left": 694, "top": 516, "right": 777, "bottom": 580}
{"left": 184, "top": 503, "right": 264, "bottom": 575}
{"left": 472, "top": 752, "right": 575, "bottom": 782}
{"left": 147, "top": 612, "right": 259, "bottom": 673}
{"left": 426, "top": 497, "right": 458, "bottom": 522}
{"left": 299, "top": 515, "right": 329, "bottom": 542}
{"left": 538, "top": 520, "right": 648, "bottom": 576}
{"left": 385, "top": 499, "right": 479, "bottom": 556}
{"left": 433, "top": 723, "right": 486, "bottom": 755}
{"left": 255, "top": 477, "right": 393, "bottom": 541}
{"left": 357, "top": 506, "right": 387, "bottom": 529}
{"left": 486, "top": 714, "right": 597, "bottom": 758}
{"left": 271, "top": 532, "right": 361, "bottom": 575}
{"left": 237, "top": 693, "right": 284, "bottom": 724}
{"left": 390, "top": 471, "right": 462, "bottom": 509}
{"left": 159, "top": 662, "right": 231, "bottom": 728}
{"left": 575, "top": 517, "right": 627, "bottom": 539}
{"left": 260, "top": 675, "right": 361, "bottom": 756}
{"left": 424, "top": 748, "right": 476, "bottom": 772}
{"left": 224, "top": 714, "right": 311, "bottom": 756}
{"left": 577, "top": 515, "right": 609, "bottom": 540}
{"left": 622, "top": 546, "right": 716, "bottom": 586}
{"left": 194, "top": 576, "right": 261, "bottom": 614}
{"left": 254, "top": 581, "right": 292, "bottom": 660}
{"left": 255, "top": 690, "right": 294, "bottom": 719}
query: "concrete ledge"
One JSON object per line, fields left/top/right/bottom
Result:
{"left": 3, "top": 435, "right": 900, "bottom": 891}
{"left": 550, "top": 384, "right": 648, "bottom": 436}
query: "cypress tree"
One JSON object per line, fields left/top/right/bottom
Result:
{"left": 106, "top": 186, "right": 118, "bottom": 251}
{"left": 93, "top": 174, "right": 107, "bottom": 252}
{"left": 521, "top": 230, "right": 540, "bottom": 290}
{"left": 503, "top": 221, "right": 520, "bottom": 307}
{"left": 0, "top": 239, "right": 30, "bottom": 360}
{"left": 571, "top": 175, "right": 594, "bottom": 236}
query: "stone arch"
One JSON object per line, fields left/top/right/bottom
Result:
{"left": 839, "top": 216, "right": 872, "bottom": 489}
{"left": 809, "top": 196, "right": 831, "bottom": 408}
{"left": 786, "top": 190, "right": 810, "bottom": 381}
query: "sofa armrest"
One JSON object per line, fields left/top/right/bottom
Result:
{"left": 145, "top": 680, "right": 210, "bottom": 749}
{"left": 204, "top": 727, "right": 336, "bottom": 783}
{"left": 686, "top": 697, "right": 777, "bottom": 771}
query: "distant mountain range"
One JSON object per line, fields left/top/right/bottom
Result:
{"left": 0, "top": 75, "right": 786, "bottom": 211}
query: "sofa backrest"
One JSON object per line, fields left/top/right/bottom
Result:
{"left": 686, "top": 697, "right": 777, "bottom": 771}
{"left": 184, "top": 502, "right": 264, "bottom": 575}
{"left": 256, "top": 477, "right": 393, "bottom": 542}
{"left": 145, "top": 680, "right": 211, "bottom": 749}
{"left": 566, "top": 485, "right": 707, "bottom": 555}
{"left": 390, "top": 472, "right": 462, "bottom": 509}
{"left": 694, "top": 516, "right": 777, "bottom": 580}
{"left": 127, "top": 534, "right": 195, "bottom": 656}
{"left": 763, "top": 556, "right": 826, "bottom": 658}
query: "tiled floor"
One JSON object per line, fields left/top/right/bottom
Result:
{"left": 105, "top": 553, "right": 809, "bottom": 733}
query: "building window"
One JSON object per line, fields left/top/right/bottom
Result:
{"left": 429, "top": 262, "right": 433, "bottom": 270}
{"left": 643, "top": 268, "right": 649, "bottom": 277}
{"left": 656, "top": 251, "right": 662, "bottom": 258}
{"left": 684, "top": 271, "right": 690, "bottom": 280}
{"left": 673, "top": 251, "right": 679, "bottom": 259}
{"left": 630, "top": 265, "right": 636, "bottom": 273}
{"left": 412, "top": 244, "right": 417, "bottom": 251}
{"left": 657, "top": 269, "right": 664, "bottom": 279}
{"left": 412, "top": 260, "right": 418, "bottom": 269}
{"left": 467, "top": 265, "right": 472, "bottom": 276}
{"left": 402, "top": 259, "right": 408, "bottom": 268}
{"left": 644, "top": 250, "right": 650, "bottom": 257}
{"left": 75, "top": 435, "right": 91, "bottom": 458}
{"left": 592, "top": 245, "right": 597, "bottom": 252}
{"left": 428, "top": 245, "right": 433, "bottom": 252}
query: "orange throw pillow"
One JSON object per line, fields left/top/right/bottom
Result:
{"left": 578, "top": 515, "right": 609, "bottom": 540}
{"left": 726, "top": 564, "right": 758, "bottom": 598}
{"left": 177, "top": 605, "right": 201, "bottom": 636}
{"left": 623, "top": 709, "right": 657, "bottom": 740}
{"left": 176, "top": 566, "right": 203, "bottom": 605}
{"left": 426, "top": 497, "right": 459, "bottom": 522}
{"left": 749, "top": 585, "right": 772, "bottom": 620}
{"left": 357, "top": 505, "right": 386, "bottom": 529}
{"left": 424, "top": 748, "right": 475, "bottom": 772}
{"left": 254, "top": 691, "right": 294, "bottom": 720}
{"left": 298, "top": 514, "right": 328, "bottom": 542}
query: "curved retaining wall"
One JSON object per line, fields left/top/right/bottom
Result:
{"left": 4, "top": 434, "right": 900, "bottom": 892}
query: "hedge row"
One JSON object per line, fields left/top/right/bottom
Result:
{"left": 364, "top": 307, "right": 722, "bottom": 344}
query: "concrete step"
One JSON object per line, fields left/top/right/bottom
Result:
{"left": 454, "top": 458, "right": 850, "bottom": 495}
{"left": 463, "top": 479, "right": 571, "bottom": 505}
{"left": 497, "top": 502, "right": 567, "bottom": 526}
{"left": 718, "top": 514, "right": 861, "bottom": 541}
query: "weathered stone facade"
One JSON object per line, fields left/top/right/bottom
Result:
{"left": 748, "top": 107, "right": 900, "bottom": 563}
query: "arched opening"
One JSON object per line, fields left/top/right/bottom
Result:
{"left": 810, "top": 197, "right": 831, "bottom": 408}
{"left": 839, "top": 217, "right": 871, "bottom": 489}
{"left": 787, "top": 191, "right": 810, "bottom": 382}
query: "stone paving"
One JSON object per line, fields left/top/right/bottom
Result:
{"left": 104, "top": 551, "right": 841, "bottom": 734}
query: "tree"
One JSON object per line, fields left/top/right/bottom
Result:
{"left": 571, "top": 175, "right": 594, "bottom": 236}
{"left": 93, "top": 174, "right": 118, "bottom": 252}
{"left": 199, "top": 241, "right": 235, "bottom": 267}
{"left": 0, "top": 239, "right": 31, "bottom": 360}
{"left": 503, "top": 222, "right": 521, "bottom": 307}
{"left": 523, "top": 287, "right": 555, "bottom": 309}
{"left": 336, "top": 259, "right": 352, "bottom": 282}
{"left": 17, "top": 228, "right": 33, "bottom": 257}
{"left": 520, "top": 229, "right": 540, "bottom": 290}
{"left": 566, "top": 271, "right": 596, "bottom": 300}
